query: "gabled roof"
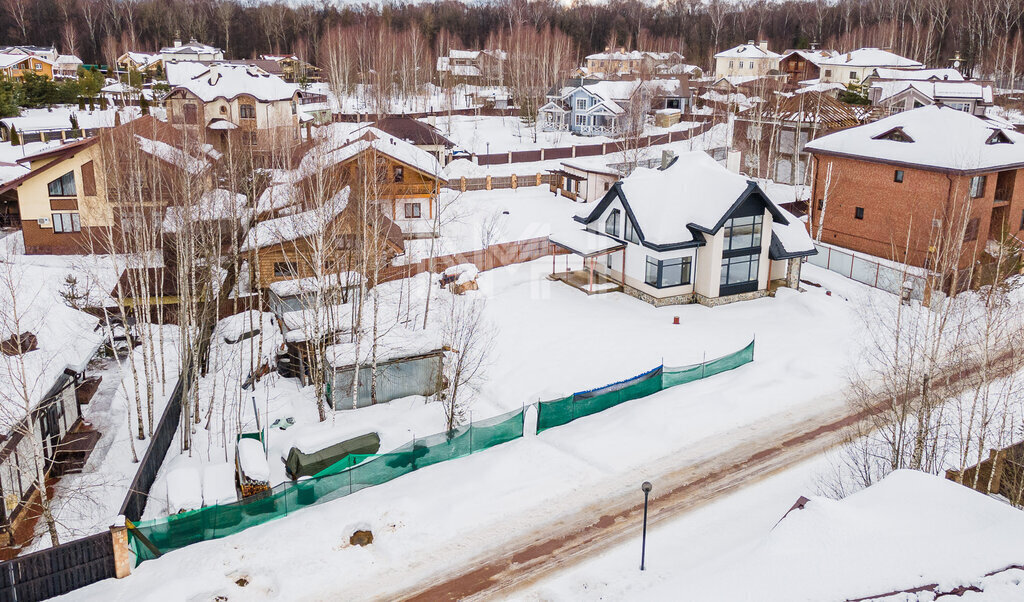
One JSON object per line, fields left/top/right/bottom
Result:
{"left": 780, "top": 49, "right": 837, "bottom": 66}
{"left": 868, "top": 67, "right": 964, "bottom": 82}
{"left": 820, "top": 48, "right": 923, "bottom": 69}
{"left": 871, "top": 80, "right": 993, "bottom": 104}
{"left": 372, "top": 117, "right": 454, "bottom": 148}
{"left": 300, "top": 125, "right": 447, "bottom": 182}
{"left": 161, "top": 39, "right": 221, "bottom": 54}
{"left": 168, "top": 63, "right": 297, "bottom": 102}
{"left": 805, "top": 105, "right": 1024, "bottom": 173}
{"left": 575, "top": 151, "right": 806, "bottom": 255}
{"left": 754, "top": 91, "right": 864, "bottom": 128}
{"left": 241, "top": 188, "right": 351, "bottom": 252}
{"left": 715, "top": 43, "right": 782, "bottom": 60}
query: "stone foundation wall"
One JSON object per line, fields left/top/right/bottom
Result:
{"left": 621, "top": 284, "right": 768, "bottom": 307}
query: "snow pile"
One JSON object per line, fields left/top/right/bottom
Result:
{"left": 237, "top": 439, "right": 270, "bottom": 482}
{"left": 679, "top": 470, "right": 1024, "bottom": 600}
{"left": 166, "top": 467, "right": 203, "bottom": 514}
{"left": 202, "top": 463, "right": 237, "bottom": 506}
{"left": 443, "top": 263, "right": 479, "bottom": 285}
{"left": 443, "top": 158, "right": 487, "bottom": 178}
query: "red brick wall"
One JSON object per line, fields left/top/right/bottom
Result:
{"left": 807, "top": 154, "right": 1024, "bottom": 268}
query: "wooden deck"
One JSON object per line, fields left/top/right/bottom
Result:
{"left": 550, "top": 270, "right": 623, "bottom": 295}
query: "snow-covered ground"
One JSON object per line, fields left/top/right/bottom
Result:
{"left": 525, "top": 468, "right": 1024, "bottom": 601}
{"left": 431, "top": 114, "right": 712, "bottom": 154}
{"left": 62, "top": 256, "right": 930, "bottom": 600}
{"left": 442, "top": 122, "right": 729, "bottom": 178}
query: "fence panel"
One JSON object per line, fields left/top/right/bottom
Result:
{"left": 574, "top": 144, "right": 604, "bottom": 157}
{"left": 128, "top": 408, "right": 526, "bottom": 563}
{"left": 511, "top": 150, "right": 541, "bottom": 163}
{"left": 0, "top": 531, "right": 115, "bottom": 602}
{"left": 536, "top": 340, "right": 754, "bottom": 433}
{"left": 475, "top": 154, "right": 507, "bottom": 166}
{"left": 544, "top": 147, "right": 572, "bottom": 160}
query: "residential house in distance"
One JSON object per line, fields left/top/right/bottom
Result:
{"left": 861, "top": 67, "right": 965, "bottom": 86}
{"left": 869, "top": 80, "right": 994, "bottom": 116}
{"left": 779, "top": 48, "right": 837, "bottom": 84}
{"left": 582, "top": 49, "right": 689, "bottom": 78}
{"left": 0, "top": 45, "right": 58, "bottom": 62}
{"left": 436, "top": 49, "right": 507, "bottom": 85}
{"left": 549, "top": 151, "right": 815, "bottom": 306}
{"left": 117, "top": 52, "right": 164, "bottom": 77}
{"left": 0, "top": 53, "right": 53, "bottom": 80}
{"left": 805, "top": 105, "right": 1024, "bottom": 269}
{"left": 371, "top": 116, "right": 455, "bottom": 166}
{"left": 818, "top": 48, "right": 923, "bottom": 86}
{"left": 54, "top": 54, "right": 83, "bottom": 79}
{"left": 259, "top": 55, "right": 322, "bottom": 83}
{"left": 160, "top": 37, "right": 224, "bottom": 64}
{"left": 548, "top": 157, "right": 621, "bottom": 203}
{"left": 240, "top": 187, "right": 404, "bottom": 289}
{"left": 164, "top": 63, "right": 301, "bottom": 151}
{"left": 539, "top": 78, "right": 690, "bottom": 137}
{"left": 714, "top": 41, "right": 782, "bottom": 78}
{"left": 294, "top": 125, "right": 448, "bottom": 230}
{"left": 0, "top": 116, "right": 218, "bottom": 254}
{"left": 735, "top": 92, "right": 877, "bottom": 185}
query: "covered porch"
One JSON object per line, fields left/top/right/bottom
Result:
{"left": 548, "top": 229, "right": 625, "bottom": 295}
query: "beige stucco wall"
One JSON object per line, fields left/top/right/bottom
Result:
{"left": 19, "top": 144, "right": 112, "bottom": 228}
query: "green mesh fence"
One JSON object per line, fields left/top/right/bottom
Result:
{"left": 536, "top": 339, "right": 755, "bottom": 433}
{"left": 128, "top": 407, "right": 526, "bottom": 564}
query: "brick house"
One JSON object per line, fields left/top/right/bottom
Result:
{"left": 0, "top": 116, "right": 217, "bottom": 254}
{"left": 805, "top": 105, "right": 1024, "bottom": 269}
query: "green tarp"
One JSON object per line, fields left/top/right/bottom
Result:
{"left": 536, "top": 339, "right": 755, "bottom": 433}
{"left": 285, "top": 432, "right": 381, "bottom": 480}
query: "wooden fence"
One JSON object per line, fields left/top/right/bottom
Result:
{"left": 447, "top": 173, "right": 560, "bottom": 192}
{"left": 333, "top": 106, "right": 518, "bottom": 122}
{"left": 0, "top": 531, "right": 115, "bottom": 602}
{"left": 472, "top": 119, "right": 716, "bottom": 166}
{"left": 378, "top": 236, "right": 568, "bottom": 284}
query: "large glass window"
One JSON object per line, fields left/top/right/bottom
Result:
{"left": 645, "top": 256, "right": 692, "bottom": 288}
{"left": 47, "top": 172, "right": 76, "bottom": 197}
{"left": 605, "top": 209, "right": 620, "bottom": 237}
{"left": 624, "top": 217, "right": 639, "bottom": 244}
{"left": 722, "top": 214, "right": 763, "bottom": 251}
{"left": 720, "top": 254, "right": 760, "bottom": 286}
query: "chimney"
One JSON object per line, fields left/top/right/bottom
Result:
{"left": 173, "top": 30, "right": 182, "bottom": 47}
{"left": 207, "top": 62, "right": 220, "bottom": 85}
{"left": 747, "top": 40, "right": 755, "bottom": 46}
{"left": 661, "top": 150, "right": 675, "bottom": 170}
{"left": 759, "top": 40, "right": 769, "bottom": 52}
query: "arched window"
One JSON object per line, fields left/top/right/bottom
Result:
{"left": 605, "top": 209, "right": 620, "bottom": 237}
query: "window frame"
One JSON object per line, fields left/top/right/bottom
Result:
{"left": 605, "top": 209, "right": 620, "bottom": 237}
{"left": 393, "top": 166, "right": 404, "bottom": 183}
{"left": 722, "top": 214, "right": 763, "bottom": 252}
{"left": 854, "top": 207, "right": 865, "bottom": 219}
{"left": 405, "top": 202, "right": 422, "bottom": 219}
{"left": 624, "top": 216, "right": 639, "bottom": 244}
{"left": 51, "top": 212, "right": 81, "bottom": 234}
{"left": 894, "top": 169, "right": 904, "bottom": 183}
{"left": 969, "top": 175, "right": 987, "bottom": 198}
{"left": 273, "top": 261, "right": 298, "bottom": 278}
{"left": 240, "top": 103, "right": 256, "bottom": 119}
{"left": 645, "top": 255, "right": 692, "bottom": 289}
{"left": 47, "top": 172, "right": 76, "bottom": 197}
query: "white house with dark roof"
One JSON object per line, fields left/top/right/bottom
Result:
{"left": 548, "top": 151, "right": 815, "bottom": 306}
{"left": 819, "top": 48, "right": 923, "bottom": 86}
{"left": 714, "top": 41, "right": 782, "bottom": 78}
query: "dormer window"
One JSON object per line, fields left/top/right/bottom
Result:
{"left": 873, "top": 127, "right": 914, "bottom": 143}
{"left": 986, "top": 130, "right": 1013, "bottom": 145}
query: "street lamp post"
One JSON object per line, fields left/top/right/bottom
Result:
{"left": 486, "top": 142, "right": 490, "bottom": 171}
{"left": 640, "top": 481, "right": 652, "bottom": 570}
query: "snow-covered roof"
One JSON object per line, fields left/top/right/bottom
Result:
{"left": 165, "top": 61, "right": 207, "bottom": 86}
{"left": 820, "top": 48, "right": 923, "bottom": 69}
{"left": 170, "top": 63, "right": 298, "bottom": 102}
{"left": 267, "top": 272, "right": 363, "bottom": 298}
{"left": 560, "top": 157, "right": 619, "bottom": 177}
{"left": 55, "top": 54, "right": 82, "bottom": 66}
{"left": 161, "top": 39, "right": 221, "bottom": 55}
{"left": 236, "top": 438, "right": 270, "bottom": 482}
{"left": 255, "top": 182, "right": 301, "bottom": 215}
{"left": 135, "top": 135, "right": 215, "bottom": 174}
{"left": 869, "top": 67, "right": 964, "bottom": 81}
{"left": 793, "top": 82, "right": 846, "bottom": 95}
{"left": 805, "top": 105, "right": 1024, "bottom": 172}
{"left": 300, "top": 125, "right": 446, "bottom": 181}
{"left": 325, "top": 324, "right": 443, "bottom": 368}
{"left": 0, "top": 107, "right": 141, "bottom": 132}
{"left": 685, "top": 470, "right": 1024, "bottom": 600}
{"left": 241, "top": 187, "right": 350, "bottom": 252}
{"left": 162, "top": 189, "right": 249, "bottom": 232}
{"left": 781, "top": 49, "right": 837, "bottom": 66}
{"left": 167, "top": 467, "right": 203, "bottom": 514}
{"left": 871, "top": 80, "right": 993, "bottom": 103}
{"left": 0, "top": 53, "right": 48, "bottom": 69}
{"left": 549, "top": 228, "right": 624, "bottom": 257}
{"left": 715, "top": 43, "right": 781, "bottom": 60}
{"left": 120, "top": 52, "right": 161, "bottom": 68}
{"left": 577, "top": 151, "right": 814, "bottom": 257}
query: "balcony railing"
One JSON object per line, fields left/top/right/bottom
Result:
{"left": 994, "top": 187, "right": 1013, "bottom": 204}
